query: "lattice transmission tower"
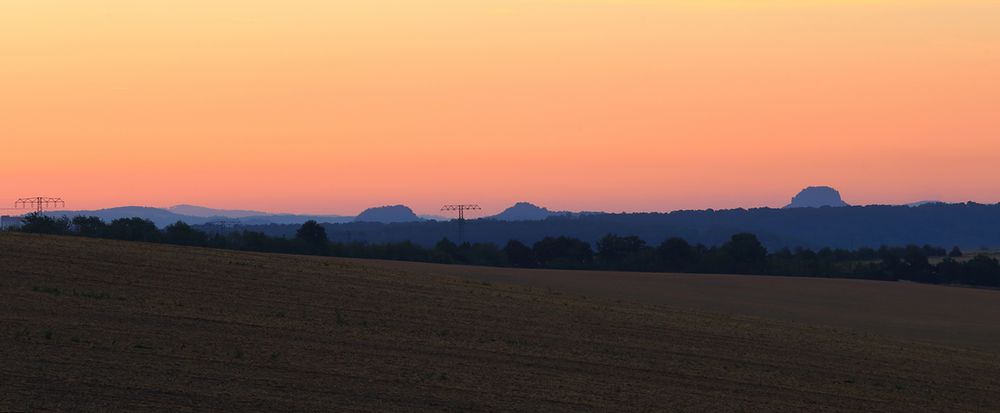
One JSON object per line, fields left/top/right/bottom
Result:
{"left": 205, "top": 220, "right": 242, "bottom": 236}
{"left": 14, "top": 197, "right": 65, "bottom": 214}
{"left": 441, "top": 204, "right": 481, "bottom": 221}
{"left": 441, "top": 204, "right": 481, "bottom": 241}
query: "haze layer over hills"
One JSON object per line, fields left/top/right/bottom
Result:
{"left": 231, "top": 202, "right": 1000, "bottom": 250}
{"left": 12, "top": 187, "right": 1000, "bottom": 249}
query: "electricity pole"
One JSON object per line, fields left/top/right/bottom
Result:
{"left": 14, "top": 197, "right": 65, "bottom": 214}
{"left": 440, "top": 204, "right": 481, "bottom": 242}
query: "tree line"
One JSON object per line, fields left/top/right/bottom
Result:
{"left": 230, "top": 202, "right": 1000, "bottom": 252}
{"left": 12, "top": 214, "right": 1000, "bottom": 287}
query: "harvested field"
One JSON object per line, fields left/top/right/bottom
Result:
{"left": 356, "top": 260, "right": 1000, "bottom": 353}
{"left": 2, "top": 233, "right": 1000, "bottom": 412}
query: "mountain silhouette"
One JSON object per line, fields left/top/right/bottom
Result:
{"left": 235, "top": 214, "right": 353, "bottom": 225}
{"left": 785, "top": 186, "right": 849, "bottom": 208}
{"left": 167, "top": 204, "right": 269, "bottom": 218}
{"left": 907, "top": 200, "right": 944, "bottom": 207}
{"left": 489, "top": 202, "right": 561, "bottom": 221}
{"left": 168, "top": 204, "right": 352, "bottom": 224}
{"left": 43, "top": 206, "right": 353, "bottom": 227}
{"left": 353, "top": 205, "right": 421, "bottom": 223}
{"left": 232, "top": 202, "right": 1000, "bottom": 250}
{"left": 45, "top": 207, "right": 213, "bottom": 227}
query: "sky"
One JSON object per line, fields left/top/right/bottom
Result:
{"left": 1, "top": 0, "right": 998, "bottom": 216}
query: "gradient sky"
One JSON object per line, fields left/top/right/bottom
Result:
{"left": 2, "top": 1, "right": 998, "bottom": 216}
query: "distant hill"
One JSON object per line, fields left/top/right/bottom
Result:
{"left": 907, "top": 200, "right": 945, "bottom": 207}
{"left": 168, "top": 204, "right": 353, "bottom": 223}
{"left": 488, "top": 202, "right": 562, "bottom": 221}
{"left": 235, "top": 214, "right": 354, "bottom": 225}
{"left": 44, "top": 206, "right": 354, "bottom": 227}
{"left": 232, "top": 202, "right": 1000, "bottom": 250}
{"left": 486, "top": 202, "right": 601, "bottom": 221}
{"left": 45, "top": 207, "right": 212, "bottom": 227}
{"left": 167, "top": 204, "right": 269, "bottom": 218}
{"left": 785, "top": 186, "right": 849, "bottom": 208}
{"left": 36, "top": 194, "right": 1000, "bottom": 248}
{"left": 354, "top": 205, "right": 421, "bottom": 223}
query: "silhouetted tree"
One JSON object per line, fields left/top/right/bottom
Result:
{"left": 856, "top": 247, "right": 878, "bottom": 261}
{"left": 503, "top": 240, "right": 537, "bottom": 268}
{"left": 596, "top": 234, "right": 648, "bottom": 269}
{"left": 21, "top": 214, "right": 71, "bottom": 235}
{"left": 163, "top": 221, "right": 208, "bottom": 246}
{"left": 964, "top": 255, "right": 1000, "bottom": 286}
{"left": 923, "top": 245, "right": 947, "bottom": 257}
{"left": 901, "top": 245, "right": 933, "bottom": 282}
{"left": 533, "top": 236, "right": 593, "bottom": 269}
{"left": 933, "top": 257, "right": 960, "bottom": 285}
{"left": 949, "top": 246, "right": 964, "bottom": 258}
{"left": 717, "top": 233, "right": 768, "bottom": 274}
{"left": 72, "top": 216, "right": 107, "bottom": 237}
{"left": 333, "top": 240, "right": 425, "bottom": 261}
{"left": 432, "top": 238, "right": 460, "bottom": 263}
{"left": 239, "top": 230, "right": 287, "bottom": 252}
{"left": 207, "top": 233, "right": 232, "bottom": 249}
{"left": 295, "top": 220, "right": 328, "bottom": 253}
{"left": 460, "top": 242, "right": 507, "bottom": 266}
{"left": 107, "top": 218, "right": 160, "bottom": 242}
{"left": 658, "top": 237, "right": 696, "bottom": 272}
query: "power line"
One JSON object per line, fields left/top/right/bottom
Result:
{"left": 14, "top": 197, "right": 65, "bottom": 214}
{"left": 440, "top": 204, "right": 481, "bottom": 221}
{"left": 441, "top": 204, "right": 481, "bottom": 241}
{"left": 205, "top": 220, "right": 241, "bottom": 236}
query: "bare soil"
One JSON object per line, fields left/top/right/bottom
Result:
{"left": 2, "top": 233, "right": 999, "bottom": 412}
{"left": 355, "top": 259, "right": 1000, "bottom": 353}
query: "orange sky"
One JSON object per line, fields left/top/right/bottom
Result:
{"left": 1, "top": 1, "right": 998, "bottom": 216}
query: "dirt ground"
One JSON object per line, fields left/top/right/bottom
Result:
{"left": 354, "top": 259, "right": 1000, "bottom": 353}
{"left": 2, "top": 233, "right": 999, "bottom": 412}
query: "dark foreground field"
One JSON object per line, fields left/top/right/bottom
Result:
{"left": 358, "top": 260, "right": 1000, "bottom": 353}
{"left": 2, "top": 233, "right": 1000, "bottom": 412}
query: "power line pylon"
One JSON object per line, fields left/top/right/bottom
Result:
{"left": 205, "top": 220, "right": 241, "bottom": 236}
{"left": 15, "top": 197, "right": 65, "bottom": 214}
{"left": 441, "top": 204, "right": 481, "bottom": 221}
{"left": 441, "top": 204, "right": 481, "bottom": 241}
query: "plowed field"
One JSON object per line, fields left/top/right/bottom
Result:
{"left": 2, "top": 233, "right": 999, "bottom": 412}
